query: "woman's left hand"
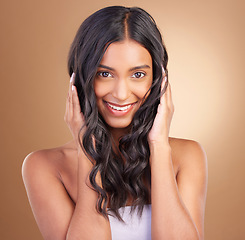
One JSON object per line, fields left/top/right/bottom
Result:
{"left": 148, "top": 68, "right": 175, "bottom": 146}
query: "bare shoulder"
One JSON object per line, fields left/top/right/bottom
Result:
{"left": 22, "top": 147, "right": 61, "bottom": 177}
{"left": 21, "top": 141, "right": 78, "bottom": 239}
{"left": 168, "top": 137, "right": 208, "bottom": 239}
{"left": 22, "top": 141, "right": 77, "bottom": 180}
{"left": 169, "top": 136, "right": 208, "bottom": 171}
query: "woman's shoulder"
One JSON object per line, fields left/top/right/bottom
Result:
{"left": 169, "top": 136, "right": 205, "bottom": 154}
{"left": 169, "top": 137, "right": 207, "bottom": 172}
{"left": 22, "top": 142, "right": 78, "bottom": 239}
{"left": 22, "top": 140, "right": 77, "bottom": 181}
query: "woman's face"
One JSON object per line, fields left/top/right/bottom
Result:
{"left": 94, "top": 39, "right": 153, "bottom": 129}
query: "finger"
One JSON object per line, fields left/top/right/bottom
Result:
{"left": 65, "top": 74, "right": 72, "bottom": 121}
{"left": 68, "top": 73, "right": 75, "bottom": 119}
{"left": 161, "top": 76, "right": 167, "bottom": 92}
{"left": 162, "top": 66, "right": 166, "bottom": 76}
{"left": 167, "top": 82, "right": 174, "bottom": 109}
{"left": 65, "top": 73, "right": 75, "bottom": 121}
{"left": 161, "top": 67, "right": 167, "bottom": 91}
{"left": 72, "top": 85, "right": 86, "bottom": 145}
{"left": 65, "top": 91, "right": 69, "bottom": 121}
{"left": 160, "top": 67, "right": 168, "bottom": 104}
{"left": 164, "top": 81, "right": 174, "bottom": 111}
{"left": 72, "top": 84, "right": 83, "bottom": 122}
{"left": 160, "top": 84, "right": 167, "bottom": 105}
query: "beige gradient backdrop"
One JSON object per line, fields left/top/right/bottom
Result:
{"left": 1, "top": 0, "right": 244, "bottom": 239}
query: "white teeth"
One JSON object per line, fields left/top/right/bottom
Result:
{"left": 107, "top": 102, "right": 132, "bottom": 111}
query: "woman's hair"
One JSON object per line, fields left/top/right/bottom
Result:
{"left": 68, "top": 5, "right": 168, "bottom": 221}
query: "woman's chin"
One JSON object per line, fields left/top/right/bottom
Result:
{"left": 105, "top": 119, "right": 132, "bottom": 130}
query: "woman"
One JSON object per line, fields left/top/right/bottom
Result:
{"left": 22, "top": 6, "right": 208, "bottom": 240}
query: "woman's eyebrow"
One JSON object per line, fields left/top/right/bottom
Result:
{"left": 98, "top": 64, "right": 151, "bottom": 71}
{"left": 98, "top": 64, "right": 114, "bottom": 71}
{"left": 129, "top": 65, "right": 150, "bottom": 71}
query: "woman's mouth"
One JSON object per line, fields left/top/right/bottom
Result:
{"left": 107, "top": 102, "right": 132, "bottom": 111}
{"left": 103, "top": 100, "right": 137, "bottom": 116}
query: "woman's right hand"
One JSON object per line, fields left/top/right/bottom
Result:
{"left": 64, "top": 73, "right": 101, "bottom": 190}
{"left": 64, "top": 73, "right": 96, "bottom": 175}
{"left": 64, "top": 73, "right": 85, "bottom": 151}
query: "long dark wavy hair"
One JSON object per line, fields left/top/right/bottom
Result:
{"left": 67, "top": 6, "right": 169, "bottom": 221}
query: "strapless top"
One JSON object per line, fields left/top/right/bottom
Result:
{"left": 108, "top": 205, "right": 151, "bottom": 240}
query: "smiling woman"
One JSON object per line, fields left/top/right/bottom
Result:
{"left": 94, "top": 40, "right": 153, "bottom": 129}
{"left": 22, "top": 5, "right": 208, "bottom": 240}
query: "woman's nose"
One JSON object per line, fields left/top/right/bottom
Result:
{"left": 111, "top": 78, "right": 131, "bottom": 101}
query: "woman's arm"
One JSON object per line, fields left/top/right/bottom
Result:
{"left": 148, "top": 71, "right": 207, "bottom": 240}
{"left": 22, "top": 74, "right": 111, "bottom": 240}
{"left": 66, "top": 148, "right": 111, "bottom": 240}
{"left": 150, "top": 140, "right": 207, "bottom": 240}
{"left": 22, "top": 149, "right": 111, "bottom": 240}
{"left": 64, "top": 75, "right": 111, "bottom": 239}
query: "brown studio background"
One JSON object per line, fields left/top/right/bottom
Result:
{"left": 0, "top": 0, "right": 244, "bottom": 239}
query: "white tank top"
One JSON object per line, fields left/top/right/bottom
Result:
{"left": 108, "top": 205, "right": 151, "bottom": 240}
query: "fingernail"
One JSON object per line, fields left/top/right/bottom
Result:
{"left": 70, "top": 72, "right": 75, "bottom": 83}
{"left": 162, "top": 66, "right": 165, "bottom": 74}
{"left": 72, "top": 85, "right": 75, "bottom": 91}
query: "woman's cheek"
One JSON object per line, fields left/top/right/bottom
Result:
{"left": 133, "top": 84, "right": 151, "bottom": 99}
{"left": 94, "top": 83, "right": 105, "bottom": 98}
{"left": 94, "top": 81, "right": 112, "bottom": 97}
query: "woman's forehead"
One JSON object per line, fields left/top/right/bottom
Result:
{"left": 100, "top": 40, "right": 152, "bottom": 70}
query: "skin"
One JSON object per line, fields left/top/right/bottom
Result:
{"left": 94, "top": 40, "right": 153, "bottom": 133}
{"left": 22, "top": 39, "right": 208, "bottom": 240}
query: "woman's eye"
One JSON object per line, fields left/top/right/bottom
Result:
{"left": 97, "top": 71, "right": 112, "bottom": 78}
{"left": 132, "top": 72, "right": 145, "bottom": 79}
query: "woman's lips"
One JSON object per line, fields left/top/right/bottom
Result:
{"left": 103, "top": 100, "right": 137, "bottom": 116}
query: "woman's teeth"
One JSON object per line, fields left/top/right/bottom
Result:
{"left": 107, "top": 102, "right": 132, "bottom": 111}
